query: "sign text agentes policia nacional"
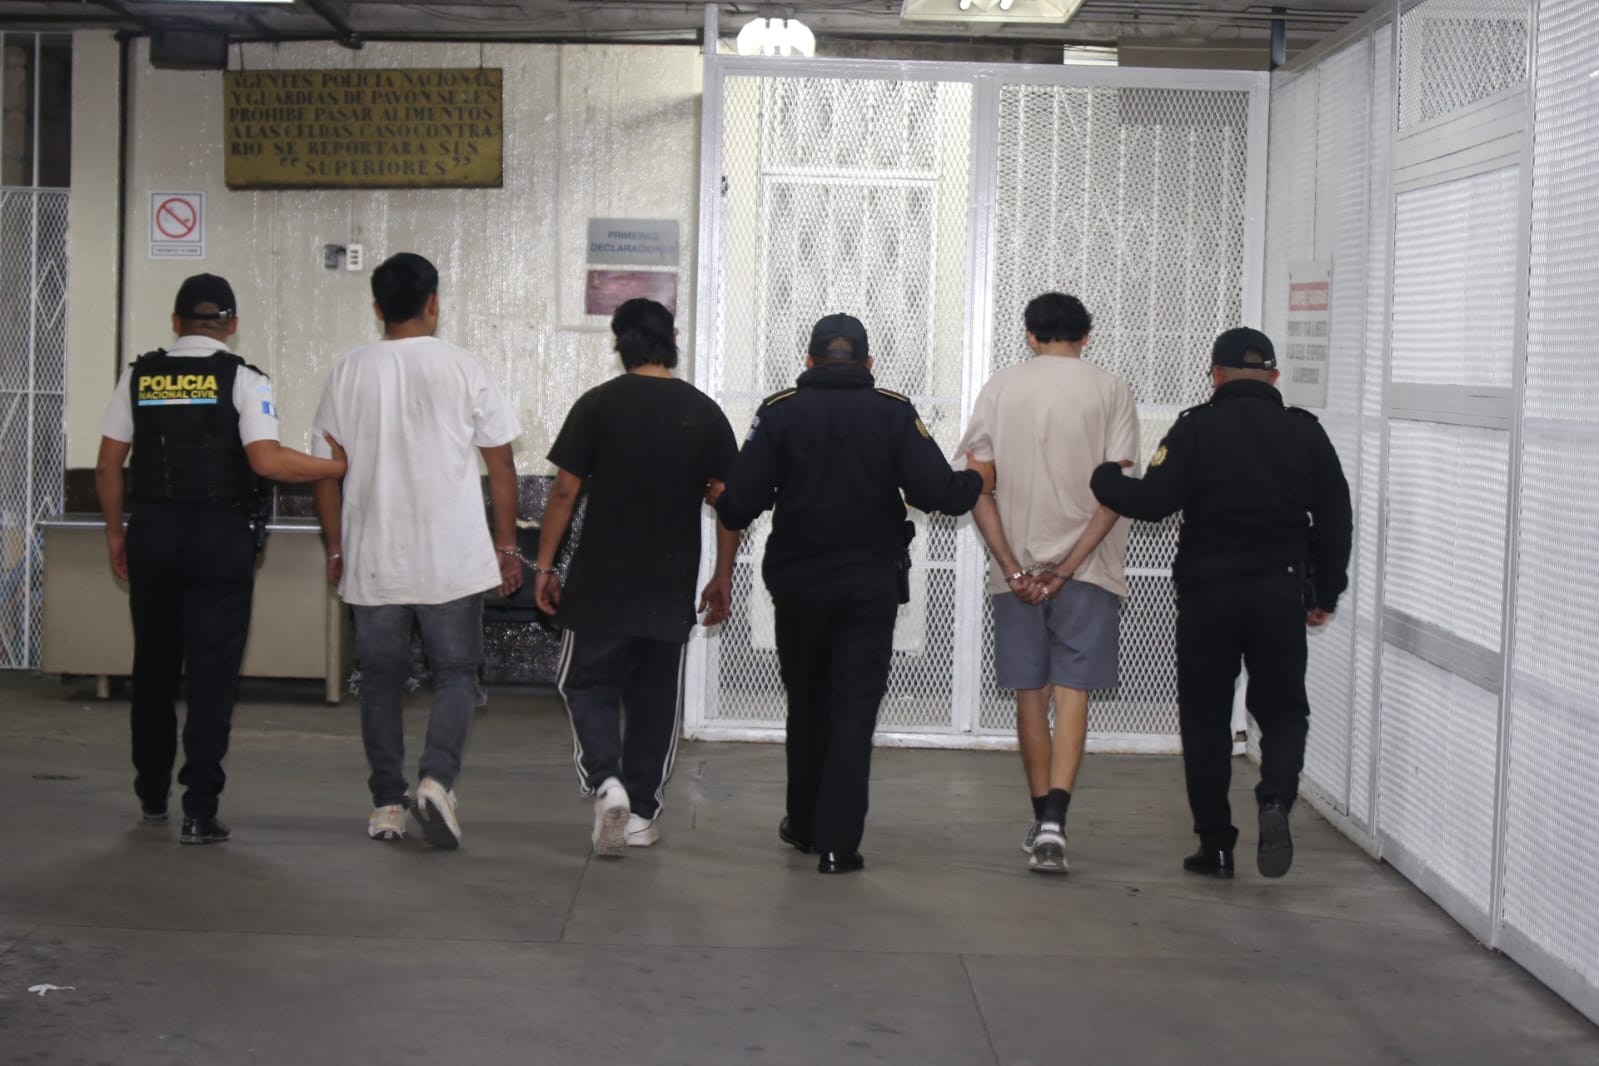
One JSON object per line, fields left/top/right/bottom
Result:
{"left": 223, "top": 68, "right": 503, "bottom": 190}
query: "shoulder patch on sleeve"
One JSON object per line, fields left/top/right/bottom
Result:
{"left": 1286, "top": 406, "right": 1320, "bottom": 422}
{"left": 1149, "top": 444, "right": 1168, "bottom": 467}
{"left": 875, "top": 387, "right": 911, "bottom": 403}
{"left": 762, "top": 389, "right": 798, "bottom": 407}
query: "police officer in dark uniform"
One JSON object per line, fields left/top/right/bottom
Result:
{"left": 716, "top": 314, "right": 992, "bottom": 874}
{"left": 95, "top": 274, "right": 346, "bottom": 844}
{"left": 1089, "top": 327, "right": 1351, "bottom": 879}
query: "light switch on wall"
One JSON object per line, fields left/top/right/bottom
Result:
{"left": 346, "top": 243, "right": 364, "bottom": 271}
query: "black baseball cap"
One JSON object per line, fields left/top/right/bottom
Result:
{"left": 1211, "top": 326, "right": 1276, "bottom": 369}
{"left": 173, "top": 274, "right": 237, "bottom": 321}
{"left": 808, "top": 313, "right": 869, "bottom": 362}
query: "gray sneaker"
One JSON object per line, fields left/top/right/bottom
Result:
{"left": 1028, "top": 822, "right": 1068, "bottom": 875}
{"left": 1022, "top": 819, "right": 1042, "bottom": 854}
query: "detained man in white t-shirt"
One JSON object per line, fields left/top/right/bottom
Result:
{"left": 955, "top": 293, "right": 1139, "bottom": 875}
{"left": 311, "top": 253, "right": 523, "bottom": 850}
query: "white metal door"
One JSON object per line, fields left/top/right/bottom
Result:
{"left": 689, "top": 56, "right": 1268, "bottom": 751}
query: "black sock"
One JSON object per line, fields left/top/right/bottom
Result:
{"left": 1031, "top": 794, "right": 1047, "bottom": 821}
{"left": 1042, "top": 788, "right": 1072, "bottom": 826}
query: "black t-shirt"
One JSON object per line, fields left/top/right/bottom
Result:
{"left": 547, "top": 373, "right": 738, "bottom": 643}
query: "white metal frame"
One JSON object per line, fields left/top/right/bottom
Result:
{"left": 686, "top": 6, "right": 1270, "bottom": 749}
{"left": 0, "top": 32, "right": 67, "bottom": 671}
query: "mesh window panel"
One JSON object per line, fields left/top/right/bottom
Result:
{"left": 0, "top": 189, "right": 67, "bottom": 669}
{"left": 991, "top": 85, "right": 1250, "bottom": 401}
{"left": 1377, "top": 647, "right": 1498, "bottom": 917}
{"left": 1301, "top": 40, "right": 1371, "bottom": 813}
{"left": 1350, "top": 21, "right": 1395, "bottom": 828}
{"left": 1502, "top": 0, "right": 1599, "bottom": 993}
{"left": 979, "top": 83, "right": 1250, "bottom": 739}
{"left": 1397, "top": 0, "right": 1529, "bottom": 130}
{"left": 707, "top": 76, "right": 974, "bottom": 731}
{"left": 1384, "top": 421, "right": 1508, "bottom": 651}
{"left": 1391, "top": 167, "right": 1520, "bottom": 388}
{"left": 1261, "top": 73, "right": 1317, "bottom": 349}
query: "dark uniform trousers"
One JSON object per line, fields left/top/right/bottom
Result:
{"left": 1176, "top": 569, "right": 1309, "bottom": 853}
{"left": 773, "top": 567, "right": 899, "bottom": 856}
{"left": 126, "top": 503, "right": 256, "bottom": 819}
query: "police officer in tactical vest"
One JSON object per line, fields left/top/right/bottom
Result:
{"left": 95, "top": 274, "right": 347, "bottom": 844}
{"left": 715, "top": 314, "right": 994, "bottom": 873}
{"left": 1090, "top": 327, "right": 1352, "bottom": 880}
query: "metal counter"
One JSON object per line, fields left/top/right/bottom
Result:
{"left": 39, "top": 515, "right": 347, "bottom": 702}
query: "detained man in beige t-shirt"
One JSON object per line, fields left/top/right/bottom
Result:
{"left": 956, "top": 293, "right": 1139, "bottom": 875}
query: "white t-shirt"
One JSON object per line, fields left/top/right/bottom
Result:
{"left": 956, "top": 355, "right": 1140, "bottom": 597}
{"left": 100, "top": 335, "right": 280, "bottom": 445}
{"left": 311, "top": 335, "right": 521, "bottom": 607}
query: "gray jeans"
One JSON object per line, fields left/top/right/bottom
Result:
{"left": 352, "top": 593, "right": 484, "bottom": 808}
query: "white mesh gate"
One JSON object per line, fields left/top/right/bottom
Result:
{"left": 0, "top": 33, "right": 71, "bottom": 670}
{"left": 1265, "top": 0, "right": 1599, "bottom": 1028}
{"left": 689, "top": 59, "right": 1268, "bottom": 749}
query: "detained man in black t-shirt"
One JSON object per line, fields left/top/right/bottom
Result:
{"left": 534, "top": 298, "right": 740, "bottom": 858}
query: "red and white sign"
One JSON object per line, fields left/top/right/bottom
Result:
{"left": 585, "top": 270, "right": 677, "bottom": 316}
{"left": 1284, "top": 262, "right": 1331, "bottom": 409}
{"left": 149, "top": 191, "right": 205, "bottom": 260}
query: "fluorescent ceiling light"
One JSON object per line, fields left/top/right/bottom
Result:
{"left": 901, "top": 0, "right": 1084, "bottom": 23}
{"left": 736, "top": 16, "right": 816, "bottom": 57}
{"left": 1062, "top": 45, "right": 1117, "bottom": 66}
{"left": 152, "top": 0, "right": 295, "bottom": 5}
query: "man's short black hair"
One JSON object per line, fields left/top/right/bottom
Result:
{"left": 371, "top": 253, "right": 439, "bottom": 325}
{"left": 1024, "top": 292, "right": 1092, "bottom": 344}
{"left": 611, "top": 297, "right": 678, "bottom": 370}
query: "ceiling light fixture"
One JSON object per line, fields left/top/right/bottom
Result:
{"left": 736, "top": 15, "right": 816, "bottom": 57}
{"left": 901, "top": 0, "right": 1084, "bottom": 23}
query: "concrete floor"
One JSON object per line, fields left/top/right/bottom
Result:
{"left": 1, "top": 674, "right": 1595, "bottom": 1066}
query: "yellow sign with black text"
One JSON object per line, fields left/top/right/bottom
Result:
{"left": 137, "top": 373, "right": 220, "bottom": 406}
{"left": 223, "top": 68, "right": 503, "bottom": 190}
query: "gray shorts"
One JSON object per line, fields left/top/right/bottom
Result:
{"left": 991, "top": 580, "right": 1122, "bottom": 692}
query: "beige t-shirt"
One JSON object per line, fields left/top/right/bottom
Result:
{"left": 956, "top": 355, "right": 1140, "bottom": 597}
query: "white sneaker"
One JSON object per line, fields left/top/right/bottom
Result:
{"left": 1028, "top": 822, "right": 1068, "bottom": 875}
{"left": 591, "top": 777, "right": 630, "bottom": 857}
{"left": 625, "top": 813, "right": 659, "bottom": 848}
{"left": 414, "top": 778, "right": 461, "bottom": 850}
{"left": 368, "top": 803, "right": 407, "bottom": 841}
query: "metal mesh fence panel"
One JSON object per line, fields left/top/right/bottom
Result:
{"left": 1294, "top": 39, "right": 1371, "bottom": 816}
{"left": 977, "top": 83, "right": 1251, "bottom": 739}
{"left": 1377, "top": 646, "right": 1499, "bottom": 917}
{"left": 1502, "top": 0, "right": 1599, "bottom": 1003}
{"left": 699, "top": 68, "right": 1261, "bottom": 747}
{"left": 0, "top": 188, "right": 67, "bottom": 669}
{"left": 1384, "top": 420, "right": 1508, "bottom": 650}
{"left": 1390, "top": 166, "right": 1520, "bottom": 387}
{"left": 1397, "top": 0, "right": 1529, "bottom": 130}
{"left": 1349, "top": 19, "right": 1395, "bottom": 830}
{"left": 705, "top": 75, "right": 975, "bottom": 732}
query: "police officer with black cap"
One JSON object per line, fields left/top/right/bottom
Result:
{"left": 716, "top": 313, "right": 993, "bottom": 874}
{"left": 1089, "top": 326, "right": 1351, "bottom": 880}
{"left": 95, "top": 274, "right": 346, "bottom": 844}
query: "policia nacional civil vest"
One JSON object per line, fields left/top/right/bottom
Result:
{"left": 128, "top": 349, "right": 262, "bottom": 507}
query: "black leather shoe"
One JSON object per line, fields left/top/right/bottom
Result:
{"left": 1258, "top": 800, "right": 1294, "bottom": 878}
{"left": 779, "top": 817, "right": 815, "bottom": 854}
{"left": 817, "top": 851, "right": 864, "bottom": 874}
{"left": 1183, "top": 847, "right": 1234, "bottom": 878}
{"left": 180, "top": 816, "right": 231, "bottom": 846}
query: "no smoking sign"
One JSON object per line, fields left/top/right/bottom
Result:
{"left": 149, "top": 191, "right": 205, "bottom": 260}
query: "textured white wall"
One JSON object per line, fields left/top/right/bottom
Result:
{"left": 63, "top": 31, "right": 121, "bottom": 469}
{"left": 68, "top": 38, "right": 702, "bottom": 469}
